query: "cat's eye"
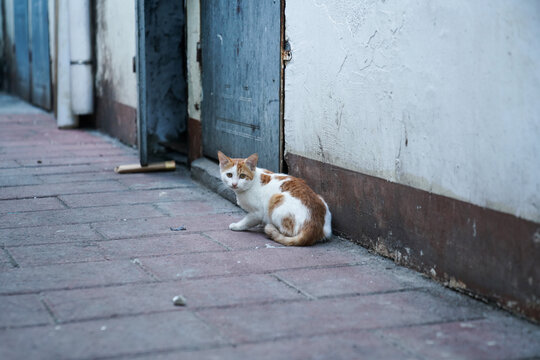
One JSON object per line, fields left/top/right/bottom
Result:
{"left": 239, "top": 174, "right": 246, "bottom": 179}
{"left": 226, "top": 173, "right": 233, "bottom": 178}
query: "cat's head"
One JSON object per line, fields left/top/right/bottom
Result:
{"left": 217, "top": 151, "right": 258, "bottom": 192}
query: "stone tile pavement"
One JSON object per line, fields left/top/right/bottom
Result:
{"left": 0, "top": 94, "right": 539, "bottom": 359}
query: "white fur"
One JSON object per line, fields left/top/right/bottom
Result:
{"left": 221, "top": 167, "right": 332, "bottom": 240}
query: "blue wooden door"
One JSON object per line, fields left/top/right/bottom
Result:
{"left": 30, "top": 0, "right": 52, "bottom": 110}
{"left": 14, "top": 0, "right": 30, "bottom": 101}
{"left": 201, "top": 0, "right": 282, "bottom": 172}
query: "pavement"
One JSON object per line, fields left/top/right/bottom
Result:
{"left": 0, "top": 93, "right": 539, "bottom": 359}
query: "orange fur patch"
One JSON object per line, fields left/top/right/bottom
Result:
{"left": 275, "top": 175, "right": 289, "bottom": 181}
{"left": 281, "top": 216, "right": 296, "bottom": 236}
{"left": 263, "top": 169, "right": 274, "bottom": 174}
{"left": 237, "top": 160, "right": 255, "bottom": 180}
{"left": 221, "top": 162, "right": 234, "bottom": 171}
{"left": 280, "top": 177, "right": 326, "bottom": 245}
{"left": 260, "top": 174, "right": 271, "bottom": 185}
{"left": 268, "top": 194, "right": 284, "bottom": 217}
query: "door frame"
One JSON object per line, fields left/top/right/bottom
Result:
{"left": 135, "top": 0, "right": 148, "bottom": 165}
{"left": 279, "top": 0, "right": 286, "bottom": 172}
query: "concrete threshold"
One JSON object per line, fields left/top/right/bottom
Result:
{"left": 191, "top": 157, "right": 236, "bottom": 204}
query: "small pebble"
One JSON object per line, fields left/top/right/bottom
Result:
{"left": 170, "top": 226, "right": 187, "bottom": 231}
{"left": 172, "top": 295, "right": 187, "bottom": 306}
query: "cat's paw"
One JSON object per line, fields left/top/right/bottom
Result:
{"left": 229, "top": 222, "right": 245, "bottom": 231}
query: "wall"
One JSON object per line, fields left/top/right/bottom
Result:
{"left": 285, "top": 0, "right": 540, "bottom": 320}
{"left": 285, "top": 0, "right": 540, "bottom": 223}
{"left": 186, "top": 0, "right": 202, "bottom": 163}
{"left": 186, "top": 0, "right": 201, "bottom": 122}
{"left": 94, "top": 0, "right": 138, "bottom": 144}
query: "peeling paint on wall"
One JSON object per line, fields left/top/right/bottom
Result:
{"left": 95, "top": 0, "right": 137, "bottom": 108}
{"left": 94, "top": 0, "right": 138, "bottom": 144}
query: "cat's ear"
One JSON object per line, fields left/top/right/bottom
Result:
{"left": 245, "top": 153, "right": 258, "bottom": 171}
{"left": 217, "top": 151, "right": 232, "bottom": 168}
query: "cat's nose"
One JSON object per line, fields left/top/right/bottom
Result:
{"left": 232, "top": 183, "right": 238, "bottom": 189}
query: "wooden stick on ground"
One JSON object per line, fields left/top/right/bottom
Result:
{"left": 114, "top": 161, "right": 176, "bottom": 174}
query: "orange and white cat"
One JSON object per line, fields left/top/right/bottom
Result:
{"left": 218, "top": 151, "right": 332, "bottom": 246}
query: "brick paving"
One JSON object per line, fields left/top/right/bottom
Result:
{"left": 0, "top": 94, "right": 539, "bottom": 359}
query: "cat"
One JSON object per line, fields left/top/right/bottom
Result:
{"left": 217, "top": 151, "right": 332, "bottom": 246}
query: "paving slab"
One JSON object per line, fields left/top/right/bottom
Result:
{"left": 0, "top": 197, "right": 66, "bottom": 214}
{"left": 136, "top": 331, "right": 419, "bottom": 360}
{"left": 140, "top": 247, "right": 359, "bottom": 281}
{"left": 0, "top": 223, "right": 103, "bottom": 247}
{"left": 0, "top": 249, "right": 14, "bottom": 269}
{"left": 15, "top": 155, "right": 139, "bottom": 167}
{"left": 0, "top": 159, "right": 19, "bottom": 168}
{"left": 0, "top": 164, "right": 104, "bottom": 176}
{"left": 43, "top": 274, "right": 303, "bottom": 323}
{"left": 0, "top": 260, "right": 153, "bottom": 294}
{"left": 380, "top": 316, "right": 540, "bottom": 360}
{"left": 93, "top": 213, "right": 241, "bottom": 239}
{"left": 155, "top": 199, "right": 241, "bottom": 216}
{"left": 59, "top": 187, "right": 206, "bottom": 208}
{"left": 97, "top": 233, "right": 225, "bottom": 259}
{"left": 0, "top": 180, "right": 129, "bottom": 200}
{"left": 116, "top": 171, "right": 194, "bottom": 191}
{"left": 8, "top": 242, "right": 106, "bottom": 266}
{"left": 0, "top": 203, "right": 164, "bottom": 228}
{"left": 195, "top": 290, "right": 484, "bottom": 343}
{"left": 0, "top": 174, "right": 43, "bottom": 187}
{"left": 274, "top": 265, "right": 412, "bottom": 298}
{"left": 0, "top": 294, "right": 53, "bottom": 328}
{"left": 0, "top": 311, "right": 227, "bottom": 360}
{"left": 203, "top": 228, "right": 272, "bottom": 250}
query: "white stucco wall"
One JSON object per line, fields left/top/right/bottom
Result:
{"left": 95, "top": 0, "right": 137, "bottom": 108}
{"left": 284, "top": 0, "right": 540, "bottom": 223}
{"left": 186, "top": 0, "right": 202, "bottom": 121}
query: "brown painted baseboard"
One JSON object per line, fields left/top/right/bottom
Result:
{"left": 95, "top": 96, "right": 137, "bottom": 146}
{"left": 188, "top": 117, "right": 203, "bottom": 165}
{"left": 286, "top": 153, "right": 539, "bottom": 322}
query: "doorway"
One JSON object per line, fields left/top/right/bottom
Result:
{"left": 136, "top": 0, "right": 187, "bottom": 166}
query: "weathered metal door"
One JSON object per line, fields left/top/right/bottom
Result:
{"left": 201, "top": 0, "right": 282, "bottom": 172}
{"left": 14, "top": 0, "right": 30, "bottom": 101}
{"left": 30, "top": 0, "right": 51, "bottom": 110}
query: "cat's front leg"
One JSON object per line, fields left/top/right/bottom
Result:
{"left": 229, "top": 213, "right": 261, "bottom": 231}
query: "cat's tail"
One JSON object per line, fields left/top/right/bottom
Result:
{"left": 264, "top": 223, "right": 322, "bottom": 247}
